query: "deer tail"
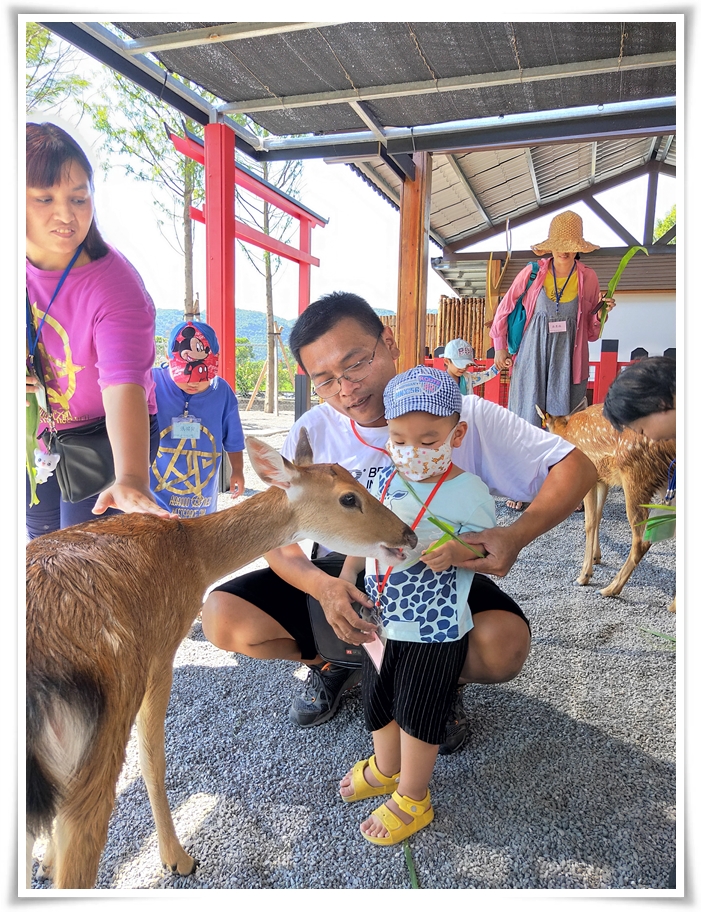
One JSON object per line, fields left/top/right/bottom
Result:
{"left": 26, "top": 670, "right": 105, "bottom": 837}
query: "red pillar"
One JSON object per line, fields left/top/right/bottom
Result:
{"left": 298, "top": 216, "right": 313, "bottom": 317}
{"left": 594, "top": 339, "right": 620, "bottom": 404}
{"left": 204, "top": 123, "right": 236, "bottom": 389}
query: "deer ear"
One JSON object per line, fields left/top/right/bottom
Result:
{"left": 535, "top": 404, "right": 546, "bottom": 421}
{"left": 294, "top": 427, "right": 314, "bottom": 466}
{"left": 245, "top": 437, "right": 297, "bottom": 488}
{"left": 569, "top": 396, "right": 589, "bottom": 416}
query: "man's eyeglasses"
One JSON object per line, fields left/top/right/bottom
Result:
{"left": 312, "top": 331, "right": 384, "bottom": 399}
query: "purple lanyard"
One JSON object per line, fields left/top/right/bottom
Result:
{"left": 27, "top": 243, "right": 84, "bottom": 360}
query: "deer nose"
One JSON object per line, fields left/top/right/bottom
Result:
{"left": 404, "top": 529, "right": 419, "bottom": 549}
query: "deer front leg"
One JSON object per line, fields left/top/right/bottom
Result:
{"left": 577, "top": 484, "right": 603, "bottom": 586}
{"left": 136, "top": 661, "right": 196, "bottom": 876}
{"left": 592, "top": 481, "right": 609, "bottom": 565}
{"left": 598, "top": 476, "right": 651, "bottom": 597}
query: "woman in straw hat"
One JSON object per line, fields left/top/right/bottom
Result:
{"left": 490, "top": 210, "right": 615, "bottom": 509}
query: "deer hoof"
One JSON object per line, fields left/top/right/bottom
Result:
{"left": 36, "top": 861, "right": 53, "bottom": 881}
{"left": 164, "top": 852, "right": 197, "bottom": 876}
{"left": 597, "top": 585, "right": 621, "bottom": 598}
{"left": 668, "top": 596, "right": 676, "bottom": 613}
{"left": 576, "top": 574, "right": 592, "bottom": 586}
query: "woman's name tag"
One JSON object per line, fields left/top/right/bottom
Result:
{"left": 548, "top": 321, "right": 567, "bottom": 333}
{"left": 172, "top": 415, "right": 201, "bottom": 439}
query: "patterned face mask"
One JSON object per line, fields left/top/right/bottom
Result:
{"left": 386, "top": 425, "right": 457, "bottom": 481}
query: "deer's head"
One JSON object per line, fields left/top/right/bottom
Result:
{"left": 245, "top": 430, "right": 418, "bottom": 562}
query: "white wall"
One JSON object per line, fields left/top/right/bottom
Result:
{"left": 588, "top": 291, "right": 676, "bottom": 362}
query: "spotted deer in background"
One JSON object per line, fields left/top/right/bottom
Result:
{"left": 535, "top": 402, "right": 675, "bottom": 606}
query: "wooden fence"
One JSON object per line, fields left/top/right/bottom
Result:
{"left": 380, "top": 296, "right": 487, "bottom": 359}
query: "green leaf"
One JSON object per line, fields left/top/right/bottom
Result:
{"left": 642, "top": 516, "right": 676, "bottom": 542}
{"left": 640, "top": 627, "right": 676, "bottom": 645}
{"left": 397, "top": 490, "right": 485, "bottom": 557}
{"left": 428, "top": 517, "right": 455, "bottom": 535}
{"left": 424, "top": 531, "right": 454, "bottom": 553}
{"left": 403, "top": 840, "right": 421, "bottom": 888}
{"left": 26, "top": 378, "right": 40, "bottom": 507}
{"left": 606, "top": 246, "right": 648, "bottom": 298}
{"left": 599, "top": 246, "right": 648, "bottom": 338}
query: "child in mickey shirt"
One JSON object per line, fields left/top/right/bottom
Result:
{"left": 150, "top": 321, "right": 245, "bottom": 517}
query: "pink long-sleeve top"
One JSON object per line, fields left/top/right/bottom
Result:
{"left": 489, "top": 257, "right": 603, "bottom": 384}
{"left": 26, "top": 246, "right": 157, "bottom": 432}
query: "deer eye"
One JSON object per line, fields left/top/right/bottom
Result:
{"left": 339, "top": 492, "right": 360, "bottom": 509}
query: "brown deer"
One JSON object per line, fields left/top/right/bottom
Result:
{"left": 26, "top": 431, "right": 418, "bottom": 890}
{"left": 535, "top": 403, "right": 675, "bottom": 602}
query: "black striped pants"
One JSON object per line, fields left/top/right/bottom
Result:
{"left": 363, "top": 634, "right": 470, "bottom": 745}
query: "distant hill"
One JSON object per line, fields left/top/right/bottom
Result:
{"left": 155, "top": 306, "right": 399, "bottom": 359}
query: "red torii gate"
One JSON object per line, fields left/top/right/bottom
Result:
{"left": 167, "top": 122, "right": 327, "bottom": 401}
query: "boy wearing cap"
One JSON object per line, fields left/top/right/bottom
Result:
{"left": 150, "top": 320, "right": 245, "bottom": 517}
{"left": 338, "top": 366, "right": 495, "bottom": 846}
{"left": 443, "top": 337, "right": 500, "bottom": 395}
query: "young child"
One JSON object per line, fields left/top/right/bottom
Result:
{"left": 338, "top": 366, "right": 496, "bottom": 846}
{"left": 443, "top": 338, "right": 499, "bottom": 395}
{"left": 150, "top": 320, "right": 246, "bottom": 517}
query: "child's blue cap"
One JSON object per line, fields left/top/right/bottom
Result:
{"left": 384, "top": 366, "right": 463, "bottom": 420}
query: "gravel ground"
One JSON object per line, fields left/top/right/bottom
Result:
{"left": 29, "top": 408, "right": 678, "bottom": 897}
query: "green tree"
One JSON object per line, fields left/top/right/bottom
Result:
{"left": 234, "top": 338, "right": 261, "bottom": 397}
{"left": 88, "top": 68, "right": 206, "bottom": 316}
{"left": 154, "top": 335, "right": 169, "bottom": 366}
{"left": 654, "top": 204, "right": 676, "bottom": 244}
{"left": 26, "top": 22, "right": 90, "bottom": 113}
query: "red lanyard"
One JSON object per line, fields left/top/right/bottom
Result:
{"left": 373, "top": 463, "right": 453, "bottom": 607}
{"left": 351, "top": 420, "right": 390, "bottom": 456}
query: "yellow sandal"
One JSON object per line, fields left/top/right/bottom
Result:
{"left": 341, "top": 755, "right": 400, "bottom": 804}
{"left": 361, "top": 789, "right": 434, "bottom": 846}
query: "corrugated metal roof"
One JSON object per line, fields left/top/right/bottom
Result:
{"left": 42, "top": 19, "right": 677, "bottom": 297}
{"left": 432, "top": 248, "right": 676, "bottom": 299}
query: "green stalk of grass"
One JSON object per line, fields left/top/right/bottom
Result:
{"left": 598, "top": 246, "right": 648, "bottom": 338}
{"left": 26, "top": 378, "right": 40, "bottom": 507}
{"left": 640, "top": 627, "right": 676, "bottom": 645}
{"left": 636, "top": 503, "right": 676, "bottom": 542}
{"left": 404, "top": 840, "right": 420, "bottom": 888}
{"left": 397, "top": 474, "right": 486, "bottom": 557}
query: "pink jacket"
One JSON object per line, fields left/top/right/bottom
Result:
{"left": 490, "top": 258, "right": 603, "bottom": 384}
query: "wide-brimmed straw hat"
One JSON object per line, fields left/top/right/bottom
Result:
{"left": 531, "top": 211, "right": 600, "bottom": 255}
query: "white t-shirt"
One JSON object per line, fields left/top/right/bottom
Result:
{"left": 281, "top": 395, "right": 574, "bottom": 501}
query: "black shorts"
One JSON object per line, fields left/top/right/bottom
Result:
{"left": 363, "top": 636, "right": 470, "bottom": 744}
{"left": 212, "top": 552, "right": 530, "bottom": 663}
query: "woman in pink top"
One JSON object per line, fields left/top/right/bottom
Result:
{"left": 26, "top": 122, "right": 171, "bottom": 537}
{"left": 490, "top": 211, "right": 615, "bottom": 509}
